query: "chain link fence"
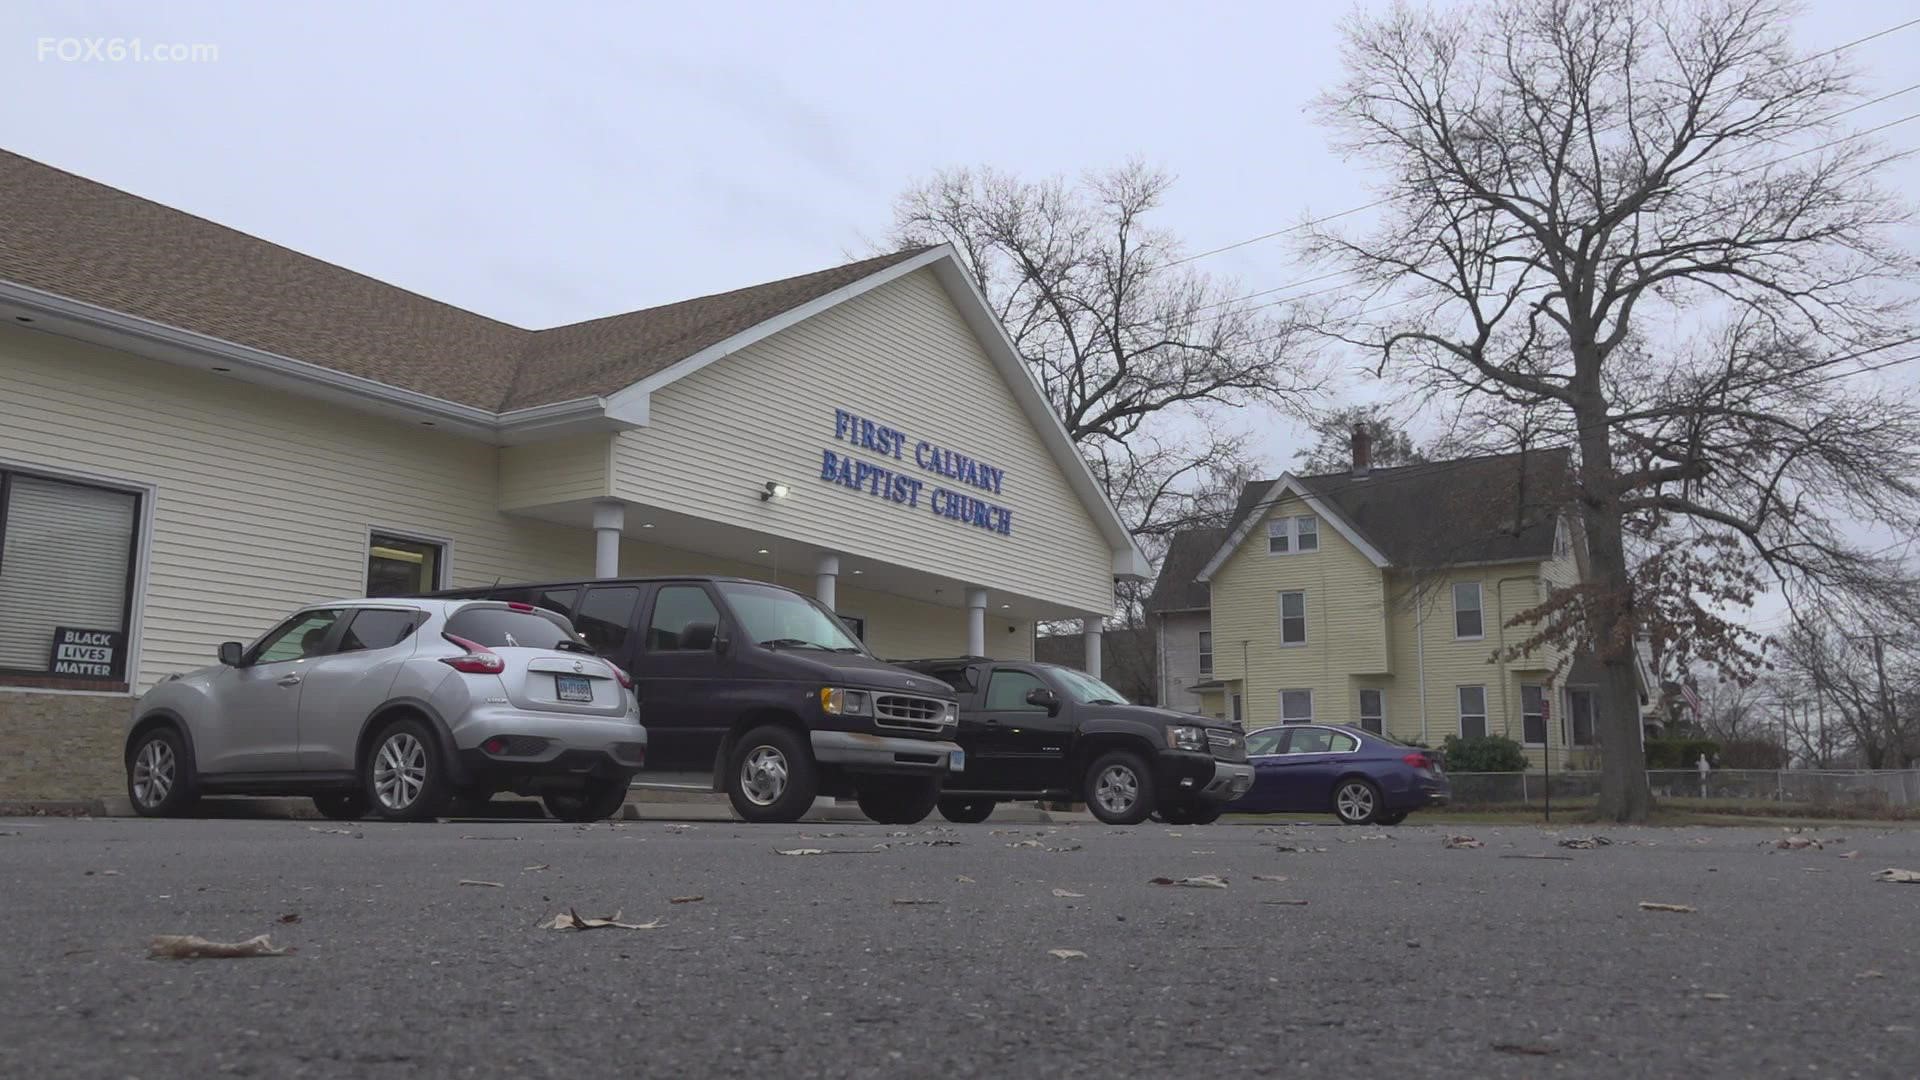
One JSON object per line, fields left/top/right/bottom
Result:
{"left": 1445, "top": 769, "right": 1920, "bottom": 811}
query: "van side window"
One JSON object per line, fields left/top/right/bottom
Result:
{"left": 647, "top": 586, "right": 722, "bottom": 651}
{"left": 574, "top": 586, "right": 641, "bottom": 655}
{"left": 533, "top": 587, "right": 578, "bottom": 618}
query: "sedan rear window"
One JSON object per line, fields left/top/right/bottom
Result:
{"left": 444, "top": 606, "right": 580, "bottom": 650}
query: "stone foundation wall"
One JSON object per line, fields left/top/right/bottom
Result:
{"left": 0, "top": 692, "right": 129, "bottom": 799}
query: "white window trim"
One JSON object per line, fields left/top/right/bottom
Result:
{"left": 0, "top": 457, "right": 155, "bottom": 693}
{"left": 1358, "top": 687, "right": 1385, "bottom": 734}
{"left": 1520, "top": 683, "right": 1548, "bottom": 747}
{"left": 1278, "top": 590, "right": 1308, "bottom": 648}
{"left": 1452, "top": 581, "right": 1485, "bottom": 641}
{"left": 1266, "top": 514, "right": 1320, "bottom": 556}
{"left": 1279, "top": 687, "right": 1314, "bottom": 724}
{"left": 365, "top": 525, "right": 455, "bottom": 593}
{"left": 1457, "top": 684, "right": 1488, "bottom": 737}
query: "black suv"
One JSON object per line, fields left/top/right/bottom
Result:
{"left": 896, "top": 658, "right": 1253, "bottom": 825}
{"left": 432, "top": 577, "right": 961, "bottom": 824}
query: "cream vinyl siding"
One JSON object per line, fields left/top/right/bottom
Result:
{"left": 609, "top": 268, "right": 1115, "bottom": 615}
{"left": 1208, "top": 492, "right": 1388, "bottom": 727}
{"left": 499, "top": 435, "right": 611, "bottom": 509}
{"left": 0, "top": 328, "right": 597, "bottom": 688}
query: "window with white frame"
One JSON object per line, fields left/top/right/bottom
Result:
{"left": 1197, "top": 631, "right": 1213, "bottom": 674}
{"left": 1521, "top": 684, "right": 1547, "bottom": 745}
{"left": 0, "top": 469, "right": 141, "bottom": 685}
{"left": 1280, "top": 689, "right": 1313, "bottom": 723}
{"left": 1279, "top": 591, "right": 1307, "bottom": 645}
{"left": 1458, "top": 685, "right": 1488, "bottom": 738}
{"left": 1267, "top": 515, "right": 1319, "bottom": 554}
{"left": 1453, "top": 581, "right": 1484, "bottom": 639}
{"left": 1358, "top": 688, "right": 1385, "bottom": 735}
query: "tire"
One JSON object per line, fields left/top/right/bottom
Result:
{"left": 126, "top": 725, "right": 197, "bottom": 818}
{"left": 364, "top": 716, "right": 453, "bottom": 822}
{"left": 312, "top": 791, "right": 369, "bottom": 821}
{"left": 725, "top": 724, "right": 819, "bottom": 823}
{"left": 543, "top": 777, "right": 632, "bottom": 823}
{"left": 937, "top": 797, "right": 996, "bottom": 824}
{"left": 855, "top": 777, "right": 943, "bottom": 825}
{"left": 1084, "top": 749, "right": 1156, "bottom": 825}
{"left": 1377, "top": 811, "right": 1409, "bottom": 826}
{"left": 1157, "top": 802, "right": 1224, "bottom": 826}
{"left": 1333, "top": 777, "right": 1384, "bottom": 826}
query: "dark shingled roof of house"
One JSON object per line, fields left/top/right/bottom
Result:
{"left": 1146, "top": 528, "right": 1225, "bottom": 613}
{"left": 0, "top": 149, "right": 929, "bottom": 411}
{"left": 1226, "top": 449, "right": 1573, "bottom": 569}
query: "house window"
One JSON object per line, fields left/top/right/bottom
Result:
{"left": 1279, "top": 591, "right": 1307, "bottom": 645}
{"left": 641, "top": 585, "right": 712, "bottom": 652}
{"left": 1231, "top": 693, "right": 1244, "bottom": 726}
{"left": 1458, "top": 685, "right": 1488, "bottom": 739}
{"left": 0, "top": 470, "right": 141, "bottom": 686}
{"left": 1267, "top": 515, "right": 1319, "bottom": 555}
{"left": 1358, "top": 688, "right": 1384, "bottom": 735}
{"left": 1569, "top": 688, "right": 1598, "bottom": 746}
{"left": 1453, "top": 581, "right": 1484, "bottom": 639}
{"left": 1521, "top": 684, "right": 1547, "bottom": 746}
{"left": 367, "top": 532, "right": 444, "bottom": 597}
{"left": 1280, "top": 689, "right": 1313, "bottom": 723}
{"left": 1198, "top": 631, "right": 1213, "bottom": 674}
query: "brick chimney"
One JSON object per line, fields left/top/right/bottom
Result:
{"left": 1351, "top": 421, "right": 1373, "bottom": 477}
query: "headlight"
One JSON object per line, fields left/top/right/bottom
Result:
{"left": 819, "top": 687, "right": 872, "bottom": 716}
{"left": 941, "top": 701, "right": 959, "bottom": 727}
{"left": 1167, "top": 725, "right": 1207, "bottom": 752}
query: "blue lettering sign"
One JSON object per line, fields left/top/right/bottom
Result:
{"left": 824, "top": 409, "right": 1013, "bottom": 538}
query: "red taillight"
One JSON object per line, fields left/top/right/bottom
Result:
{"left": 440, "top": 632, "right": 505, "bottom": 674}
{"left": 611, "top": 663, "right": 633, "bottom": 691}
{"left": 1403, "top": 752, "right": 1431, "bottom": 770}
{"left": 507, "top": 602, "right": 534, "bottom": 612}
{"left": 482, "top": 737, "right": 508, "bottom": 755}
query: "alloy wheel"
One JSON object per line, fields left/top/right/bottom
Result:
{"left": 374, "top": 733, "right": 428, "bottom": 811}
{"left": 132, "top": 739, "right": 175, "bottom": 808}
{"left": 1094, "top": 764, "right": 1140, "bottom": 816}
{"left": 1336, "top": 781, "right": 1375, "bottom": 822}
{"left": 741, "top": 745, "right": 789, "bottom": 807}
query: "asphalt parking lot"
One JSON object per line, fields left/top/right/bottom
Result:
{"left": 2, "top": 815, "right": 1917, "bottom": 1079}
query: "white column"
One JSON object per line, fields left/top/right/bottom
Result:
{"left": 965, "top": 588, "right": 988, "bottom": 657}
{"left": 815, "top": 554, "right": 840, "bottom": 610}
{"left": 1084, "top": 617, "right": 1104, "bottom": 679}
{"left": 591, "top": 500, "right": 625, "bottom": 579}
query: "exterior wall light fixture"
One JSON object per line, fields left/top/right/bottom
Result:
{"left": 761, "top": 481, "right": 790, "bottom": 502}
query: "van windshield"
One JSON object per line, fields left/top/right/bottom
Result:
{"left": 716, "top": 582, "right": 867, "bottom": 655}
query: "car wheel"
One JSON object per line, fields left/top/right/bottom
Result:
{"left": 126, "top": 725, "right": 197, "bottom": 817}
{"left": 726, "top": 725, "right": 818, "bottom": 823}
{"left": 1333, "top": 778, "right": 1384, "bottom": 826}
{"left": 543, "top": 778, "right": 632, "bottom": 823}
{"left": 1377, "top": 810, "right": 1409, "bottom": 826}
{"left": 855, "top": 777, "right": 943, "bottom": 825}
{"left": 1084, "top": 749, "right": 1156, "bottom": 825}
{"left": 365, "top": 717, "right": 452, "bottom": 822}
{"left": 937, "top": 797, "right": 995, "bottom": 824}
{"left": 312, "top": 791, "right": 369, "bottom": 821}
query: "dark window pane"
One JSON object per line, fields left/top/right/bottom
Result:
{"left": 840, "top": 615, "right": 866, "bottom": 641}
{"left": 1245, "top": 729, "right": 1283, "bottom": 756}
{"left": 250, "top": 610, "right": 342, "bottom": 664}
{"left": 1571, "top": 690, "right": 1597, "bottom": 745}
{"left": 444, "top": 607, "right": 574, "bottom": 650}
{"left": 1287, "top": 728, "right": 1333, "bottom": 754}
{"left": 367, "top": 534, "right": 442, "bottom": 597}
{"left": 928, "top": 667, "right": 976, "bottom": 694}
{"left": 572, "top": 586, "right": 641, "bottom": 654}
{"left": 646, "top": 586, "right": 720, "bottom": 651}
{"left": 984, "top": 670, "right": 1047, "bottom": 711}
{"left": 339, "top": 609, "right": 420, "bottom": 653}
{"left": 534, "top": 588, "right": 578, "bottom": 618}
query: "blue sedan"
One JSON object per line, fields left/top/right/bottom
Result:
{"left": 1230, "top": 724, "right": 1451, "bottom": 825}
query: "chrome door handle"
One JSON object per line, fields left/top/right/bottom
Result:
{"left": 278, "top": 674, "right": 303, "bottom": 687}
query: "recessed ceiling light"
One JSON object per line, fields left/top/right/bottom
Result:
{"left": 420, "top": 420, "right": 436, "bottom": 427}
{"left": 851, "top": 569, "right": 863, "bottom": 575}
{"left": 1000, "top": 604, "right": 1010, "bottom": 609}
{"left": 210, "top": 366, "right": 231, "bottom": 373}
{"left": 756, "top": 548, "right": 769, "bottom": 555}
{"left": 640, "top": 522, "right": 654, "bottom": 529}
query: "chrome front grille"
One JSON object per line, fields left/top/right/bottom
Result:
{"left": 875, "top": 694, "right": 948, "bottom": 733}
{"left": 1207, "top": 729, "right": 1248, "bottom": 763}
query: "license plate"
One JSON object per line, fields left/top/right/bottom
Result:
{"left": 555, "top": 674, "right": 594, "bottom": 703}
{"left": 949, "top": 749, "right": 965, "bottom": 772}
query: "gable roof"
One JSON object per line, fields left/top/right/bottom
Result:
{"left": 1147, "top": 529, "right": 1225, "bottom": 612}
{"left": 1198, "top": 449, "right": 1572, "bottom": 581}
{"left": 0, "top": 148, "right": 926, "bottom": 411}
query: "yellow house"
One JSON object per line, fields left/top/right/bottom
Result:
{"left": 1188, "top": 440, "right": 1623, "bottom": 767}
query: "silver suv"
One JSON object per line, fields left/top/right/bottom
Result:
{"left": 125, "top": 599, "right": 646, "bottom": 822}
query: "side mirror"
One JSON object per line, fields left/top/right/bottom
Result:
{"left": 218, "top": 641, "right": 244, "bottom": 667}
{"left": 1026, "top": 687, "right": 1061, "bottom": 716}
{"left": 713, "top": 632, "right": 732, "bottom": 656}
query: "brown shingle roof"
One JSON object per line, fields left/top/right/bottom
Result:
{"left": 0, "top": 149, "right": 928, "bottom": 411}
{"left": 1146, "top": 529, "right": 1223, "bottom": 612}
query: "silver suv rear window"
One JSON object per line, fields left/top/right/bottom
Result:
{"left": 444, "top": 606, "right": 578, "bottom": 650}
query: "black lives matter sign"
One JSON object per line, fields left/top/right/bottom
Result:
{"left": 49, "top": 627, "right": 125, "bottom": 679}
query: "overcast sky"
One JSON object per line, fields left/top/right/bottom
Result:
{"left": 7, "top": 0, "right": 1918, "bottom": 629}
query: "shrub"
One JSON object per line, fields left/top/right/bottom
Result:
{"left": 1717, "top": 738, "right": 1789, "bottom": 769}
{"left": 1644, "top": 737, "right": 1721, "bottom": 769}
{"left": 1440, "top": 734, "right": 1529, "bottom": 772}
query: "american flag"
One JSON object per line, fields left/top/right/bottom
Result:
{"left": 1680, "top": 681, "right": 1704, "bottom": 718}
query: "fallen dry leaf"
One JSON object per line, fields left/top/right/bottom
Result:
{"left": 523, "top": 864, "right": 551, "bottom": 872}
{"left": 1251, "top": 874, "right": 1289, "bottom": 883}
{"left": 1773, "top": 837, "right": 1823, "bottom": 851}
{"left": 1858, "top": 970, "right": 1886, "bottom": 979}
{"left": 1871, "top": 868, "right": 1920, "bottom": 884}
{"left": 1702, "top": 992, "right": 1731, "bottom": 1001}
{"left": 1008, "top": 839, "right": 1045, "bottom": 848}
{"left": 1638, "top": 902, "right": 1697, "bottom": 913}
{"left": 458, "top": 880, "right": 504, "bottom": 889}
{"left": 276, "top": 913, "right": 301, "bottom": 925}
{"left": 306, "top": 827, "right": 355, "bottom": 836}
{"left": 955, "top": 875, "right": 976, "bottom": 884}
{"left": 669, "top": 896, "right": 704, "bottom": 904}
{"left": 1444, "top": 835, "right": 1484, "bottom": 849}
{"left": 1047, "top": 948, "right": 1086, "bottom": 960}
{"left": 1050, "top": 888, "right": 1086, "bottom": 898}
{"left": 1558, "top": 836, "right": 1612, "bottom": 850}
{"left": 1358, "top": 833, "right": 1390, "bottom": 841}
{"left": 148, "top": 934, "right": 291, "bottom": 959}
{"left": 1261, "top": 899, "right": 1310, "bottom": 906}
{"left": 777, "top": 848, "right": 825, "bottom": 856}
{"left": 1492, "top": 1043, "right": 1559, "bottom": 1057}
{"left": 891, "top": 898, "right": 941, "bottom": 906}
{"left": 1148, "top": 875, "right": 1228, "bottom": 889}
{"left": 1838, "top": 851, "right": 1861, "bottom": 859}
{"left": 537, "top": 909, "right": 664, "bottom": 931}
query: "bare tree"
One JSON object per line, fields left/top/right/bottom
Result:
{"left": 1310, "top": 0, "right": 1920, "bottom": 820}
{"left": 1294, "top": 406, "right": 1428, "bottom": 474}
{"left": 888, "top": 163, "right": 1322, "bottom": 549}
{"left": 1771, "top": 618, "right": 1919, "bottom": 768}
